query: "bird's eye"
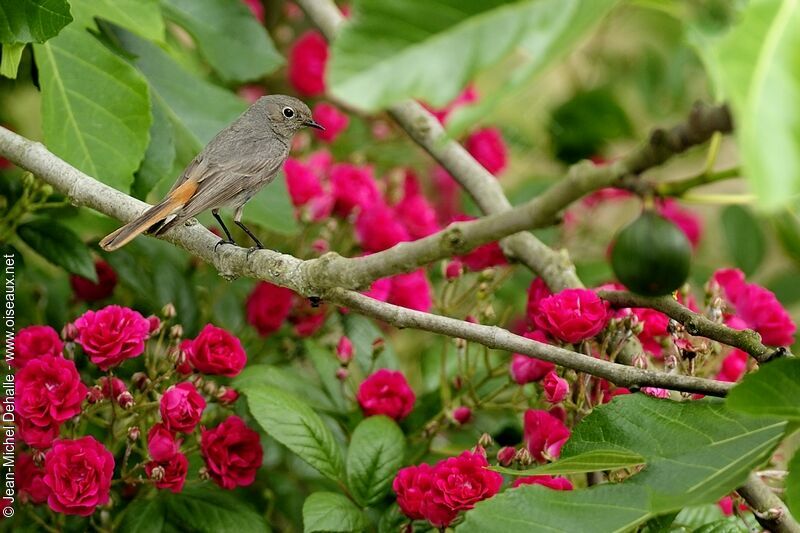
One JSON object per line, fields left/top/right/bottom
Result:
{"left": 282, "top": 107, "right": 295, "bottom": 118}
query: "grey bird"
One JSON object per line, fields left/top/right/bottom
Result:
{"left": 99, "top": 94, "right": 323, "bottom": 252}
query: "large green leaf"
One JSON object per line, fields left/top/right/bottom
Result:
{"left": 161, "top": 0, "right": 283, "bottom": 83}
{"left": 0, "top": 0, "right": 72, "bottom": 44}
{"left": 460, "top": 395, "right": 786, "bottom": 532}
{"left": 233, "top": 363, "right": 340, "bottom": 414}
{"left": 34, "top": 25, "right": 151, "bottom": 192}
{"left": 788, "top": 448, "right": 800, "bottom": 518}
{"left": 0, "top": 42, "right": 25, "bottom": 78}
{"left": 706, "top": 0, "right": 800, "bottom": 209}
{"left": 69, "top": 0, "right": 164, "bottom": 41}
{"left": 329, "top": 0, "right": 618, "bottom": 112}
{"left": 243, "top": 172, "right": 299, "bottom": 235}
{"left": 493, "top": 449, "right": 645, "bottom": 477}
{"left": 120, "top": 486, "right": 269, "bottom": 533}
{"left": 117, "top": 30, "right": 245, "bottom": 158}
{"left": 460, "top": 484, "right": 651, "bottom": 533}
{"left": 302, "top": 492, "right": 370, "bottom": 533}
{"left": 726, "top": 358, "right": 800, "bottom": 420}
{"left": 346, "top": 416, "right": 405, "bottom": 506}
{"left": 448, "top": 0, "right": 620, "bottom": 135}
{"left": 244, "top": 384, "right": 346, "bottom": 483}
{"left": 721, "top": 205, "right": 766, "bottom": 276}
{"left": 132, "top": 97, "right": 175, "bottom": 200}
{"left": 17, "top": 218, "right": 96, "bottom": 280}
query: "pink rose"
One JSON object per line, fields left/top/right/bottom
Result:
{"left": 312, "top": 102, "right": 349, "bottom": 142}
{"left": 11, "top": 325, "right": 63, "bottom": 368}
{"left": 512, "top": 475, "right": 573, "bottom": 490}
{"left": 510, "top": 331, "right": 555, "bottom": 384}
{"left": 543, "top": 371, "right": 569, "bottom": 403}
{"left": 43, "top": 436, "right": 114, "bottom": 515}
{"left": 288, "top": 297, "right": 327, "bottom": 337}
{"left": 287, "top": 31, "right": 327, "bottom": 96}
{"left": 336, "top": 336, "right": 354, "bottom": 364}
{"left": 201, "top": 416, "right": 263, "bottom": 489}
{"left": 16, "top": 356, "right": 86, "bottom": 440}
{"left": 284, "top": 157, "right": 325, "bottom": 206}
{"left": 394, "top": 172, "right": 440, "bottom": 239}
{"left": 241, "top": 0, "right": 264, "bottom": 23}
{"left": 387, "top": 270, "right": 433, "bottom": 312}
{"left": 432, "top": 166, "right": 461, "bottom": 224}
{"left": 633, "top": 308, "right": 670, "bottom": 358}
{"left": 74, "top": 305, "right": 150, "bottom": 370}
{"left": 713, "top": 268, "right": 796, "bottom": 346}
{"left": 465, "top": 127, "right": 507, "bottom": 175}
{"left": 183, "top": 324, "right": 247, "bottom": 377}
{"left": 357, "top": 369, "right": 415, "bottom": 420}
{"left": 246, "top": 282, "right": 294, "bottom": 337}
{"left": 453, "top": 406, "right": 472, "bottom": 425}
{"left": 69, "top": 260, "right": 117, "bottom": 302}
{"left": 424, "top": 85, "right": 479, "bottom": 124}
{"left": 98, "top": 376, "right": 127, "bottom": 402}
{"left": 363, "top": 277, "right": 393, "bottom": 302}
{"left": 393, "top": 464, "right": 438, "bottom": 521}
{"left": 18, "top": 418, "right": 60, "bottom": 449}
{"left": 526, "top": 278, "right": 553, "bottom": 323}
{"left": 146, "top": 452, "right": 189, "bottom": 493}
{"left": 148, "top": 422, "right": 181, "bottom": 462}
{"left": 160, "top": 382, "right": 206, "bottom": 433}
{"left": 426, "top": 451, "right": 503, "bottom": 525}
{"left": 534, "top": 289, "right": 610, "bottom": 343}
{"left": 524, "top": 409, "right": 571, "bottom": 462}
{"left": 19, "top": 452, "right": 50, "bottom": 504}
{"left": 330, "top": 163, "right": 382, "bottom": 216}
{"left": 642, "top": 387, "right": 671, "bottom": 399}
{"left": 356, "top": 202, "right": 410, "bottom": 252}
{"left": 452, "top": 214, "right": 507, "bottom": 270}
{"left": 716, "top": 349, "right": 749, "bottom": 383}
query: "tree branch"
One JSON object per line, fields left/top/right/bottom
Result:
{"left": 737, "top": 473, "right": 800, "bottom": 533}
{"left": 0, "top": 126, "right": 732, "bottom": 397}
{"left": 598, "top": 290, "right": 787, "bottom": 363}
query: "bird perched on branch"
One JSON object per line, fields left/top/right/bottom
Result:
{"left": 100, "top": 95, "right": 323, "bottom": 252}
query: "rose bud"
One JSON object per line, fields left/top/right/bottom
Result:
{"left": 117, "top": 391, "right": 135, "bottom": 410}
{"left": 62, "top": 322, "right": 79, "bottom": 341}
{"left": 161, "top": 303, "right": 176, "bottom": 319}
{"left": 335, "top": 367, "right": 349, "bottom": 382}
{"left": 217, "top": 387, "right": 239, "bottom": 406}
{"left": 453, "top": 406, "right": 472, "bottom": 425}
{"left": 128, "top": 426, "right": 141, "bottom": 442}
{"left": 478, "top": 433, "right": 493, "bottom": 449}
{"left": 148, "top": 465, "right": 165, "bottom": 482}
{"left": 335, "top": 336, "right": 353, "bottom": 364}
{"left": 132, "top": 372, "right": 149, "bottom": 391}
{"left": 445, "top": 260, "right": 463, "bottom": 280}
{"left": 497, "top": 446, "right": 516, "bottom": 467}
{"left": 86, "top": 386, "right": 104, "bottom": 404}
{"left": 147, "top": 315, "right": 162, "bottom": 334}
{"left": 515, "top": 447, "right": 534, "bottom": 466}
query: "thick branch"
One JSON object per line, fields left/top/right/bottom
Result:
{"left": 0, "top": 127, "right": 732, "bottom": 397}
{"left": 737, "top": 474, "right": 800, "bottom": 533}
{"left": 598, "top": 290, "right": 785, "bottom": 363}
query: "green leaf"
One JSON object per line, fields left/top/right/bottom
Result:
{"left": 771, "top": 211, "right": 800, "bottom": 265}
{"left": 119, "top": 497, "right": 167, "bottom": 533}
{"left": 706, "top": 0, "right": 800, "bottom": 210}
{"left": 163, "top": 485, "right": 269, "bottom": 533}
{"left": 233, "top": 363, "right": 339, "bottom": 414}
{"left": 788, "top": 448, "right": 800, "bottom": 518}
{"left": 329, "top": 0, "right": 618, "bottom": 112}
{"left": 133, "top": 98, "right": 175, "bottom": 200}
{"left": 17, "top": 218, "right": 96, "bottom": 280}
{"left": 1, "top": 42, "right": 25, "bottom": 78}
{"left": 243, "top": 384, "right": 346, "bottom": 483}
{"left": 721, "top": 205, "right": 766, "bottom": 276}
{"left": 346, "top": 416, "right": 405, "bottom": 506}
{"left": 69, "top": 0, "right": 164, "bottom": 42}
{"left": 302, "top": 492, "right": 370, "bottom": 533}
{"left": 161, "top": 0, "right": 282, "bottom": 83}
{"left": 447, "top": 0, "right": 620, "bottom": 135}
{"left": 242, "top": 172, "right": 299, "bottom": 235}
{"left": 305, "top": 343, "right": 350, "bottom": 413}
{"left": 0, "top": 0, "right": 73, "bottom": 44}
{"left": 460, "top": 483, "right": 651, "bottom": 533}
{"left": 693, "top": 518, "right": 750, "bottom": 533}
{"left": 117, "top": 29, "right": 246, "bottom": 155}
{"left": 726, "top": 358, "right": 800, "bottom": 420}
{"left": 492, "top": 449, "right": 645, "bottom": 477}
{"left": 342, "top": 313, "right": 398, "bottom": 370}
{"left": 34, "top": 25, "right": 151, "bottom": 192}
{"left": 460, "top": 395, "right": 786, "bottom": 532}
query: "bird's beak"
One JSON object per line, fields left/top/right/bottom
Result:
{"left": 304, "top": 120, "right": 325, "bottom": 131}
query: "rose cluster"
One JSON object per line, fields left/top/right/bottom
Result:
{"left": 15, "top": 305, "right": 263, "bottom": 517}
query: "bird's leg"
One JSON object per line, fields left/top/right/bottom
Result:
{"left": 234, "top": 205, "right": 264, "bottom": 251}
{"left": 212, "top": 209, "right": 237, "bottom": 251}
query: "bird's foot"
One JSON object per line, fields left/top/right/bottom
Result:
{"left": 214, "top": 239, "right": 236, "bottom": 252}
{"left": 246, "top": 246, "right": 262, "bottom": 260}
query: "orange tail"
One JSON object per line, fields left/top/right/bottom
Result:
{"left": 100, "top": 180, "right": 198, "bottom": 251}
